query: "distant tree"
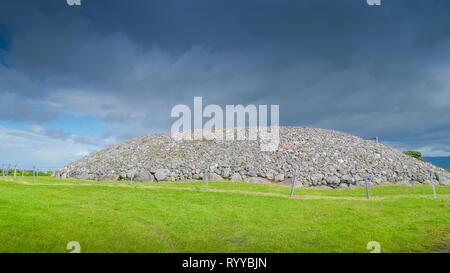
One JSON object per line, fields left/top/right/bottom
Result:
{"left": 403, "top": 150, "right": 423, "bottom": 161}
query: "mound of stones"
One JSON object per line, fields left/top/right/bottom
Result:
{"left": 54, "top": 127, "right": 450, "bottom": 188}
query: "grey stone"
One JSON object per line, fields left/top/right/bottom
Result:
{"left": 340, "top": 175, "right": 354, "bottom": 184}
{"left": 310, "top": 173, "right": 324, "bottom": 183}
{"left": 207, "top": 173, "right": 224, "bottom": 181}
{"left": 265, "top": 172, "right": 275, "bottom": 180}
{"left": 99, "top": 174, "right": 120, "bottom": 181}
{"left": 439, "top": 178, "right": 450, "bottom": 186}
{"left": 245, "top": 177, "right": 271, "bottom": 184}
{"left": 326, "top": 176, "right": 340, "bottom": 185}
{"left": 230, "top": 173, "right": 243, "bottom": 182}
{"left": 155, "top": 168, "right": 170, "bottom": 181}
{"left": 274, "top": 174, "right": 285, "bottom": 181}
{"left": 281, "top": 178, "right": 302, "bottom": 188}
{"left": 222, "top": 168, "right": 231, "bottom": 178}
{"left": 397, "top": 180, "right": 412, "bottom": 186}
{"left": 130, "top": 169, "right": 154, "bottom": 182}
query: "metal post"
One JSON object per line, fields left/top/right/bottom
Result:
{"left": 14, "top": 166, "right": 17, "bottom": 180}
{"left": 290, "top": 174, "right": 297, "bottom": 197}
{"left": 32, "top": 166, "right": 36, "bottom": 184}
{"left": 375, "top": 137, "right": 379, "bottom": 143}
{"left": 432, "top": 182, "right": 437, "bottom": 198}
{"left": 204, "top": 169, "right": 208, "bottom": 191}
{"left": 77, "top": 178, "right": 80, "bottom": 185}
{"left": 7, "top": 164, "right": 10, "bottom": 176}
{"left": 22, "top": 169, "right": 24, "bottom": 176}
{"left": 365, "top": 178, "right": 371, "bottom": 200}
{"left": 130, "top": 173, "right": 134, "bottom": 185}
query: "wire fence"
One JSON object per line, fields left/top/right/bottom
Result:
{"left": 0, "top": 163, "right": 60, "bottom": 185}
{"left": 0, "top": 162, "right": 444, "bottom": 200}
{"left": 0, "top": 163, "right": 59, "bottom": 175}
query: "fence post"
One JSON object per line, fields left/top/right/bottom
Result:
{"left": 204, "top": 169, "right": 209, "bottom": 191}
{"left": 14, "top": 166, "right": 17, "bottom": 180}
{"left": 365, "top": 178, "right": 371, "bottom": 200}
{"left": 32, "top": 166, "right": 36, "bottom": 184}
{"left": 130, "top": 173, "right": 134, "bottom": 185}
{"left": 432, "top": 182, "right": 437, "bottom": 198}
{"left": 290, "top": 174, "right": 297, "bottom": 197}
{"left": 22, "top": 169, "right": 24, "bottom": 176}
{"left": 7, "top": 164, "right": 10, "bottom": 176}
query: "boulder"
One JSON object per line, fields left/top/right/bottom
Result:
{"left": 439, "top": 178, "right": 450, "bottom": 186}
{"left": 207, "top": 173, "right": 224, "bottom": 181}
{"left": 397, "top": 180, "right": 412, "bottom": 186}
{"left": 310, "top": 173, "right": 324, "bottom": 185}
{"left": 245, "top": 177, "right": 271, "bottom": 184}
{"left": 155, "top": 168, "right": 170, "bottom": 181}
{"left": 230, "top": 173, "right": 243, "bottom": 182}
{"left": 436, "top": 173, "right": 450, "bottom": 186}
{"left": 281, "top": 178, "right": 302, "bottom": 188}
{"left": 133, "top": 169, "right": 154, "bottom": 182}
{"left": 274, "top": 174, "right": 285, "bottom": 181}
{"left": 325, "top": 176, "right": 340, "bottom": 185}
{"left": 222, "top": 168, "right": 231, "bottom": 178}
{"left": 340, "top": 175, "right": 354, "bottom": 184}
{"left": 99, "top": 174, "right": 120, "bottom": 181}
{"left": 265, "top": 172, "right": 275, "bottom": 180}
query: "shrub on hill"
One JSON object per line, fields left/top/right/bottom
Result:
{"left": 403, "top": 150, "right": 423, "bottom": 161}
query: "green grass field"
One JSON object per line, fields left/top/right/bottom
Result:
{"left": 0, "top": 176, "right": 449, "bottom": 253}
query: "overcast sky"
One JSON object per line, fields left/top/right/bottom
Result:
{"left": 1, "top": 0, "right": 450, "bottom": 168}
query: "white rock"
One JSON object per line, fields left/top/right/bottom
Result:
{"left": 230, "top": 173, "right": 243, "bottom": 182}
{"left": 155, "top": 168, "right": 170, "bottom": 181}
{"left": 245, "top": 177, "right": 271, "bottom": 184}
{"left": 207, "top": 173, "right": 224, "bottom": 181}
{"left": 274, "top": 174, "right": 285, "bottom": 181}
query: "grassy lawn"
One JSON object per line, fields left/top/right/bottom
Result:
{"left": 0, "top": 177, "right": 449, "bottom": 253}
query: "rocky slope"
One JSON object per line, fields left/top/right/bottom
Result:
{"left": 54, "top": 127, "right": 450, "bottom": 187}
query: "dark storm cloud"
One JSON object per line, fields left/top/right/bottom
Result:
{"left": 1, "top": 0, "right": 450, "bottom": 155}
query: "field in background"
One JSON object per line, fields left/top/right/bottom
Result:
{"left": 0, "top": 177, "right": 449, "bottom": 253}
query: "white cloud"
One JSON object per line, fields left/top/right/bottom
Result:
{"left": 0, "top": 125, "right": 113, "bottom": 168}
{"left": 27, "top": 124, "right": 45, "bottom": 134}
{"left": 383, "top": 140, "right": 450, "bottom": 157}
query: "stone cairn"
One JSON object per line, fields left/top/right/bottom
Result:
{"left": 54, "top": 127, "right": 450, "bottom": 188}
